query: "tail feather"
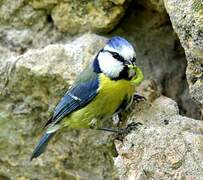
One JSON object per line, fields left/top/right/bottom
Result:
{"left": 30, "top": 132, "right": 55, "bottom": 161}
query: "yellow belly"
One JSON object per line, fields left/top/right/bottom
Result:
{"left": 62, "top": 74, "right": 135, "bottom": 129}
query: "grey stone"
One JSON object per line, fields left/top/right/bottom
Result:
{"left": 115, "top": 96, "right": 203, "bottom": 179}
{"left": 0, "top": 0, "right": 203, "bottom": 179}
{"left": 111, "top": 2, "right": 201, "bottom": 119}
{"left": 51, "top": 1, "right": 127, "bottom": 34}
{"left": 135, "top": 0, "right": 166, "bottom": 13}
{"left": 164, "top": 0, "right": 203, "bottom": 114}
{"left": 0, "top": 34, "right": 117, "bottom": 179}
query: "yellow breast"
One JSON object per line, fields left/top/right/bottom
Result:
{"left": 96, "top": 74, "right": 135, "bottom": 114}
{"left": 63, "top": 74, "right": 135, "bottom": 129}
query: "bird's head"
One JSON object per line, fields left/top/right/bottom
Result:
{"left": 93, "top": 36, "right": 137, "bottom": 80}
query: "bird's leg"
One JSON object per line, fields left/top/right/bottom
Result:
{"left": 98, "top": 122, "right": 142, "bottom": 140}
{"left": 133, "top": 93, "right": 146, "bottom": 103}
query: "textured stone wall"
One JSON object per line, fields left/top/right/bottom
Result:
{"left": 164, "top": 0, "right": 203, "bottom": 115}
{"left": 0, "top": 0, "right": 202, "bottom": 179}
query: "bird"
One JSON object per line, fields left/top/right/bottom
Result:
{"left": 30, "top": 36, "right": 144, "bottom": 161}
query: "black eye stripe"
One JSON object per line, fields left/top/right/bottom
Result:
{"left": 102, "top": 50, "right": 124, "bottom": 62}
{"left": 112, "top": 52, "right": 124, "bottom": 62}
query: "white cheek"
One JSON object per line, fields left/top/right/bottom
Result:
{"left": 98, "top": 52, "right": 124, "bottom": 78}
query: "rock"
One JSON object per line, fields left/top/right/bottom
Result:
{"left": 29, "top": 0, "right": 58, "bottom": 10}
{"left": 112, "top": 1, "right": 201, "bottom": 119}
{"left": 0, "top": 34, "right": 118, "bottom": 179}
{"left": 0, "top": 0, "right": 203, "bottom": 179}
{"left": 114, "top": 96, "right": 203, "bottom": 179}
{"left": 0, "top": 0, "right": 127, "bottom": 52}
{"left": 0, "top": 0, "right": 62, "bottom": 51}
{"left": 0, "top": 0, "right": 201, "bottom": 118}
{"left": 51, "top": 1, "right": 127, "bottom": 34}
{"left": 163, "top": 0, "right": 203, "bottom": 115}
{"left": 135, "top": 0, "right": 166, "bottom": 13}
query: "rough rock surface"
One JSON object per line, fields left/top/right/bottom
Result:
{"left": 112, "top": 2, "right": 201, "bottom": 119}
{"left": 0, "top": 0, "right": 127, "bottom": 52}
{"left": 0, "top": 0, "right": 200, "bottom": 118}
{"left": 164, "top": 0, "right": 203, "bottom": 115}
{"left": 0, "top": 0, "right": 62, "bottom": 51}
{"left": 50, "top": 0, "right": 127, "bottom": 34}
{"left": 0, "top": 34, "right": 119, "bottom": 179}
{"left": 0, "top": 0, "right": 203, "bottom": 179}
{"left": 136, "top": 0, "right": 166, "bottom": 13}
{"left": 115, "top": 95, "right": 203, "bottom": 179}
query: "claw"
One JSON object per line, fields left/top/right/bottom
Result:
{"left": 133, "top": 94, "right": 146, "bottom": 103}
{"left": 97, "top": 122, "right": 142, "bottom": 139}
{"left": 115, "top": 122, "right": 142, "bottom": 140}
{"left": 126, "top": 122, "right": 142, "bottom": 129}
{"left": 119, "top": 122, "right": 142, "bottom": 134}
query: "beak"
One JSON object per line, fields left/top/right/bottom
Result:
{"left": 127, "top": 64, "right": 135, "bottom": 69}
{"left": 124, "top": 61, "right": 133, "bottom": 66}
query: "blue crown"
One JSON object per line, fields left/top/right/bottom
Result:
{"left": 106, "top": 36, "right": 133, "bottom": 50}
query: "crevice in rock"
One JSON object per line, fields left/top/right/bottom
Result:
{"left": 47, "top": 14, "right": 53, "bottom": 23}
{"left": 109, "top": 1, "right": 201, "bottom": 119}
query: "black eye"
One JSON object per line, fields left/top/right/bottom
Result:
{"left": 132, "top": 57, "right": 136, "bottom": 63}
{"left": 112, "top": 52, "right": 124, "bottom": 62}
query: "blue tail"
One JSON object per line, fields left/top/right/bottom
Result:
{"left": 30, "top": 132, "right": 55, "bottom": 161}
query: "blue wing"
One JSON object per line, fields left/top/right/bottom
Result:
{"left": 45, "top": 75, "right": 99, "bottom": 126}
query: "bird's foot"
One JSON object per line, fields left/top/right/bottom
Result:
{"left": 98, "top": 122, "right": 142, "bottom": 140}
{"left": 115, "top": 122, "right": 142, "bottom": 140}
{"left": 133, "top": 93, "right": 146, "bottom": 103}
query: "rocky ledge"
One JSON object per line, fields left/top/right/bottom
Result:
{"left": 0, "top": 34, "right": 202, "bottom": 179}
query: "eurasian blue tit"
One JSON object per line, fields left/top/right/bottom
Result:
{"left": 30, "top": 36, "right": 144, "bottom": 160}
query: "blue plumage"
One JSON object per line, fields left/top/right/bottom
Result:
{"left": 47, "top": 75, "right": 99, "bottom": 126}
{"left": 30, "top": 132, "right": 54, "bottom": 161}
{"left": 93, "top": 56, "right": 102, "bottom": 73}
{"left": 106, "top": 36, "right": 134, "bottom": 51}
{"left": 30, "top": 36, "right": 140, "bottom": 160}
{"left": 31, "top": 75, "right": 99, "bottom": 160}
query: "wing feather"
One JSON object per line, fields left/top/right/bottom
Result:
{"left": 45, "top": 75, "right": 99, "bottom": 127}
